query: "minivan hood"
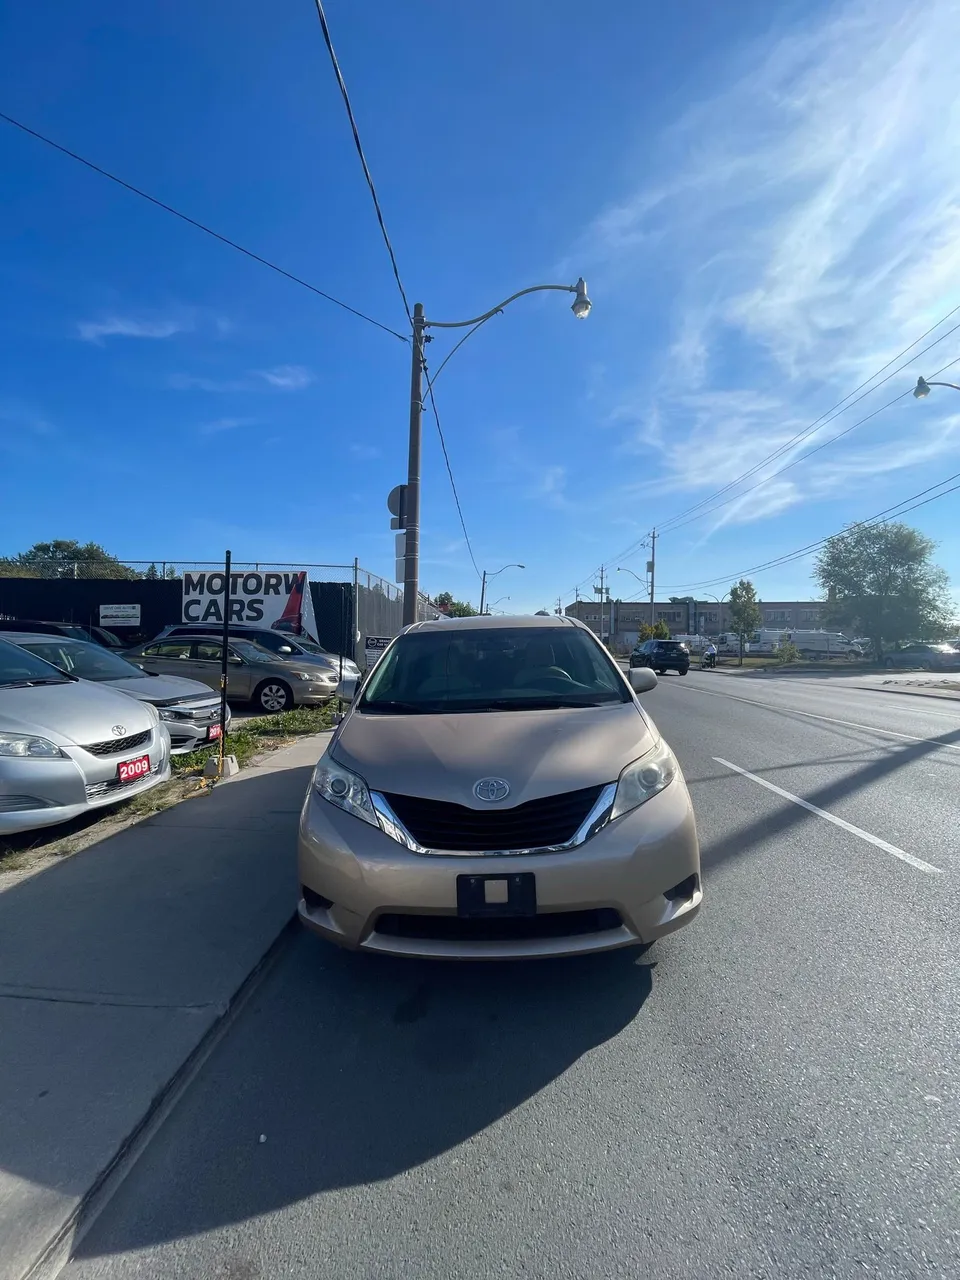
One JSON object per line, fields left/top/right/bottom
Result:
{"left": 332, "top": 702, "right": 656, "bottom": 807}
{"left": 0, "top": 681, "right": 155, "bottom": 746}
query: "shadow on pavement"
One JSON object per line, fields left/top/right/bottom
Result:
{"left": 697, "top": 723, "right": 960, "bottom": 874}
{"left": 72, "top": 933, "right": 654, "bottom": 1259}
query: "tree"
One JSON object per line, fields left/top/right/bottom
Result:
{"left": 435, "top": 591, "right": 478, "bottom": 617}
{"left": 0, "top": 540, "right": 140, "bottom": 580}
{"left": 728, "top": 578, "right": 762, "bottom": 666}
{"left": 814, "top": 522, "right": 951, "bottom": 656}
{"left": 638, "top": 620, "right": 671, "bottom": 641}
{"left": 144, "top": 563, "right": 160, "bottom": 580}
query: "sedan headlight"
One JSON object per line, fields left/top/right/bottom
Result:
{"left": 0, "top": 732, "right": 64, "bottom": 759}
{"left": 314, "top": 757, "right": 380, "bottom": 827}
{"left": 610, "top": 738, "right": 678, "bottom": 821}
{"left": 290, "top": 670, "right": 316, "bottom": 681}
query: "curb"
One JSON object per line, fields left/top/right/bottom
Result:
{"left": 22, "top": 914, "right": 300, "bottom": 1280}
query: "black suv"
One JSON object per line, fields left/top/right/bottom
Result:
{"left": 630, "top": 638, "right": 690, "bottom": 675}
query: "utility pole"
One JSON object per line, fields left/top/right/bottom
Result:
{"left": 594, "top": 566, "right": 606, "bottom": 640}
{"left": 401, "top": 303, "right": 426, "bottom": 627}
{"left": 648, "top": 528, "right": 657, "bottom": 628}
{"left": 478, "top": 569, "right": 488, "bottom": 615}
{"left": 556, "top": 595, "right": 563, "bottom": 616}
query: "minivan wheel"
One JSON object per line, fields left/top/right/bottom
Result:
{"left": 254, "top": 679, "right": 293, "bottom": 713}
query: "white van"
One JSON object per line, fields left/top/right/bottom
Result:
{"left": 784, "top": 630, "right": 862, "bottom": 659}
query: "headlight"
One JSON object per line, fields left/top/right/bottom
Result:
{"left": 0, "top": 732, "right": 64, "bottom": 759}
{"left": 610, "top": 738, "right": 678, "bottom": 821}
{"left": 290, "top": 671, "right": 315, "bottom": 681}
{"left": 314, "top": 757, "right": 380, "bottom": 827}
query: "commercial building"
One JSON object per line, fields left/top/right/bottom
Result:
{"left": 565, "top": 598, "right": 824, "bottom": 647}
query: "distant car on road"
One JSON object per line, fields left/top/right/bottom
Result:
{"left": 630, "top": 639, "right": 690, "bottom": 676}
{"left": 125, "top": 636, "right": 339, "bottom": 713}
{"left": 0, "top": 637, "right": 170, "bottom": 834}
{"left": 4, "top": 633, "right": 230, "bottom": 755}
{"left": 151, "top": 624, "right": 360, "bottom": 679}
{"left": 883, "top": 643, "right": 960, "bottom": 672}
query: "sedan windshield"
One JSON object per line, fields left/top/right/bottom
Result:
{"left": 17, "top": 638, "right": 145, "bottom": 682}
{"left": 0, "top": 638, "right": 75, "bottom": 687}
{"left": 359, "top": 627, "right": 629, "bottom": 713}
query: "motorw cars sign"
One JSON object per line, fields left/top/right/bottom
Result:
{"left": 182, "top": 569, "right": 320, "bottom": 640}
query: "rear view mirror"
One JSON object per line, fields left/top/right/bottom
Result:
{"left": 336, "top": 675, "right": 359, "bottom": 703}
{"left": 628, "top": 667, "right": 658, "bottom": 694}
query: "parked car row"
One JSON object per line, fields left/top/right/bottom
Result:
{"left": 0, "top": 618, "right": 362, "bottom": 837}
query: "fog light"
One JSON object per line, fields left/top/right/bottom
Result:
{"left": 664, "top": 874, "right": 697, "bottom": 902}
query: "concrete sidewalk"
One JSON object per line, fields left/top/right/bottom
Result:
{"left": 700, "top": 664, "right": 960, "bottom": 701}
{"left": 0, "top": 732, "right": 329, "bottom": 1280}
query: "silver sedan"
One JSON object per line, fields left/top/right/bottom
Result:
{"left": 0, "top": 639, "right": 171, "bottom": 834}
{"left": 5, "top": 633, "right": 231, "bottom": 755}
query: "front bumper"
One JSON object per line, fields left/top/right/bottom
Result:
{"left": 161, "top": 703, "right": 232, "bottom": 754}
{"left": 0, "top": 725, "right": 171, "bottom": 834}
{"left": 298, "top": 776, "right": 701, "bottom": 959}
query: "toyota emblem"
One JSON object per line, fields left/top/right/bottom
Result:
{"left": 111, "top": 725, "right": 127, "bottom": 737}
{"left": 474, "top": 777, "right": 510, "bottom": 803}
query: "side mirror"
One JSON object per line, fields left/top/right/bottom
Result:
{"left": 228, "top": 655, "right": 243, "bottom": 666}
{"left": 279, "top": 645, "right": 294, "bottom": 654}
{"left": 336, "top": 675, "right": 359, "bottom": 703}
{"left": 628, "top": 667, "right": 658, "bottom": 694}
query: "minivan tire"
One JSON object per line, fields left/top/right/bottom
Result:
{"left": 254, "top": 679, "right": 294, "bottom": 713}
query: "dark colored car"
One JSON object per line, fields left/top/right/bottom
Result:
{"left": 630, "top": 639, "right": 690, "bottom": 676}
{"left": 0, "top": 619, "right": 126, "bottom": 648}
{"left": 883, "top": 643, "right": 960, "bottom": 672}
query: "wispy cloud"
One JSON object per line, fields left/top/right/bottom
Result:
{"left": 199, "top": 417, "right": 257, "bottom": 435}
{"left": 583, "top": 0, "right": 960, "bottom": 535}
{"left": 77, "top": 316, "right": 186, "bottom": 344}
{"left": 169, "top": 373, "right": 248, "bottom": 393}
{"left": 170, "top": 365, "right": 314, "bottom": 394}
{"left": 256, "top": 365, "right": 313, "bottom": 390}
{"left": 350, "top": 443, "right": 382, "bottom": 460}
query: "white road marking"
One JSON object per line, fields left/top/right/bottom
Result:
{"left": 678, "top": 682, "right": 960, "bottom": 753}
{"left": 713, "top": 757, "right": 944, "bottom": 875}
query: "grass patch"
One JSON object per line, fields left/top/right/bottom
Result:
{"left": 171, "top": 703, "right": 336, "bottom": 776}
{"left": 0, "top": 703, "right": 337, "bottom": 877}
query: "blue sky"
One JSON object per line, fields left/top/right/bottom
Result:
{"left": 2, "top": 0, "right": 959, "bottom": 614}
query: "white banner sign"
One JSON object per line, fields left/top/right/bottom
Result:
{"left": 99, "top": 603, "right": 141, "bottom": 627}
{"left": 182, "top": 569, "right": 319, "bottom": 641}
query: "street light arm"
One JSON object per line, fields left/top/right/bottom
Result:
{"left": 487, "top": 562, "right": 525, "bottom": 581}
{"left": 425, "top": 282, "right": 586, "bottom": 329}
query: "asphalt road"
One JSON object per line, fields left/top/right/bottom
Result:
{"left": 63, "top": 673, "right": 960, "bottom": 1279}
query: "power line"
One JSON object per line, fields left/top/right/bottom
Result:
{"left": 657, "top": 352, "right": 960, "bottom": 537}
{"left": 421, "top": 360, "right": 481, "bottom": 579}
{"left": 656, "top": 304, "right": 960, "bottom": 535}
{"left": 570, "top": 304, "right": 960, "bottom": 594}
{"left": 654, "top": 469, "right": 960, "bottom": 594}
{"left": 0, "top": 109, "right": 407, "bottom": 342}
{"left": 312, "top": 0, "right": 412, "bottom": 326}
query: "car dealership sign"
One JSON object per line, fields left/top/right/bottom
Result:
{"left": 182, "top": 569, "right": 320, "bottom": 640}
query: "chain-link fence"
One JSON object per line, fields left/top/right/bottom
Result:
{"left": 0, "top": 558, "right": 440, "bottom": 665}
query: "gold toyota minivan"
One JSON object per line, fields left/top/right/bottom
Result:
{"left": 298, "top": 615, "right": 701, "bottom": 959}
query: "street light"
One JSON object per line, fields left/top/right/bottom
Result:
{"left": 488, "top": 595, "right": 510, "bottom": 611}
{"left": 914, "top": 375, "right": 960, "bottom": 398}
{"left": 479, "top": 562, "right": 525, "bottom": 614}
{"left": 695, "top": 591, "right": 729, "bottom": 637}
{"left": 617, "top": 567, "right": 645, "bottom": 588}
{"left": 402, "top": 281, "right": 591, "bottom": 624}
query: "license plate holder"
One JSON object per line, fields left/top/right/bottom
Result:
{"left": 457, "top": 872, "right": 536, "bottom": 919}
{"left": 117, "top": 754, "right": 151, "bottom": 783}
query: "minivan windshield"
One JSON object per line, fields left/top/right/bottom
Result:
{"left": 359, "top": 627, "right": 629, "bottom": 713}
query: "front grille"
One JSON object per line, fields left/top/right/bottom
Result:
{"left": 84, "top": 760, "right": 160, "bottom": 800}
{"left": 83, "top": 729, "right": 151, "bottom": 757}
{"left": 381, "top": 784, "right": 605, "bottom": 852}
{"left": 375, "top": 908, "right": 623, "bottom": 943}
